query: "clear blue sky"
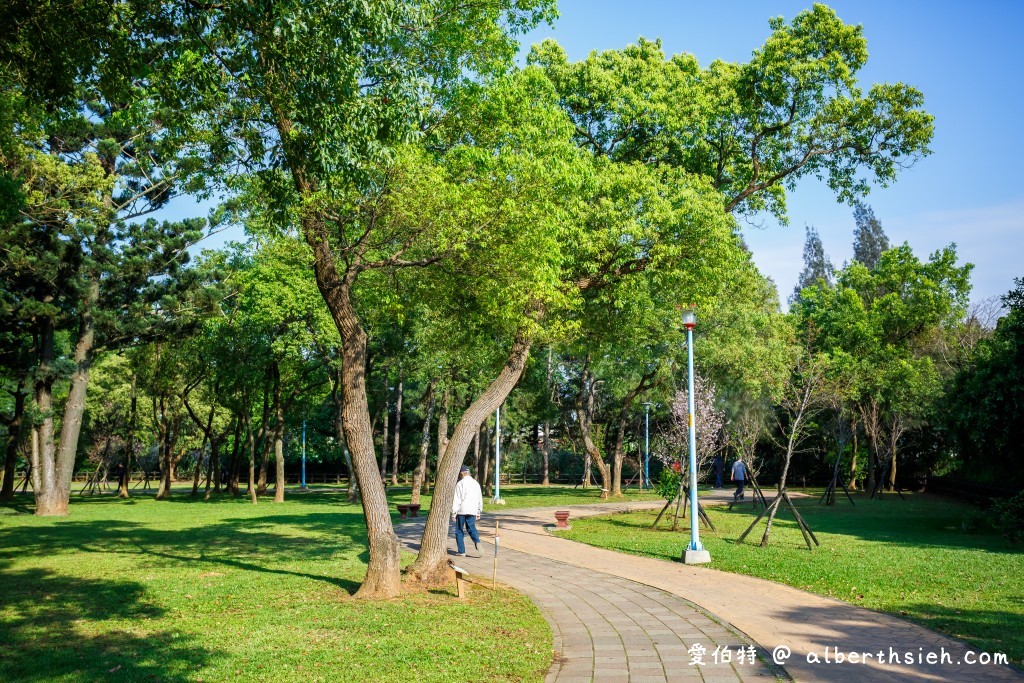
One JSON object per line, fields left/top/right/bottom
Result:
{"left": 519, "top": 1, "right": 1024, "bottom": 307}
{"left": 178, "top": 2, "right": 1023, "bottom": 308}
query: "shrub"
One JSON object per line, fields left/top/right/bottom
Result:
{"left": 992, "top": 491, "right": 1024, "bottom": 545}
{"left": 657, "top": 464, "right": 682, "bottom": 501}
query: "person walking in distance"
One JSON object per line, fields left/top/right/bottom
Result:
{"left": 712, "top": 454, "right": 724, "bottom": 489}
{"left": 731, "top": 458, "right": 747, "bottom": 501}
{"left": 451, "top": 465, "right": 483, "bottom": 556}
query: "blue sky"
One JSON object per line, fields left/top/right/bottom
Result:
{"left": 518, "top": 1, "right": 1024, "bottom": 307}
{"left": 176, "top": 2, "right": 1023, "bottom": 308}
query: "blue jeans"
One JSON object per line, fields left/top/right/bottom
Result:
{"left": 454, "top": 514, "right": 480, "bottom": 554}
{"left": 734, "top": 479, "right": 745, "bottom": 498}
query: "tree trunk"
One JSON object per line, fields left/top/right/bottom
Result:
{"left": 155, "top": 396, "right": 174, "bottom": 500}
{"left": 410, "top": 382, "right": 435, "bottom": 506}
{"left": 761, "top": 383, "right": 811, "bottom": 547}
{"left": 409, "top": 332, "right": 532, "bottom": 585}
{"left": 273, "top": 363, "right": 286, "bottom": 503}
{"left": 380, "top": 393, "right": 389, "bottom": 481}
{"left": 303, "top": 219, "right": 401, "bottom": 599}
{"left": 192, "top": 402, "right": 216, "bottom": 497}
{"left": 475, "top": 430, "right": 483, "bottom": 483}
{"left": 391, "top": 376, "right": 403, "bottom": 486}
{"left": 35, "top": 291, "right": 97, "bottom": 516}
{"left": 885, "top": 416, "right": 904, "bottom": 491}
{"left": 118, "top": 376, "right": 137, "bottom": 499}
{"left": 205, "top": 433, "right": 218, "bottom": 500}
{"left": 1, "top": 382, "right": 27, "bottom": 500}
{"left": 542, "top": 346, "right": 552, "bottom": 486}
{"left": 848, "top": 430, "right": 859, "bottom": 491}
{"left": 436, "top": 388, "right": 449, "bottom": 473}
{"left": 542, "top": 421, "right": 551, "bottom": 486}
{"left": 480, "top": 422, "right": 491, "bottom": 497}
{"left": 52, "top": 281, "right": 98, "bottom": 512}
{"left": 574, "top": 358, "right": 610, "bottom": 499}
{"left": 273, "top": 427, "right": 285, "bottom": 503}
{"left": 860, "top": 400, "right": 881, "bottom": 495}
{"left": 331, "top": 364, "right": 360, "bottom": 503}
{"left": 612, "top": 370, "right": 657, "bottom": 497}
{"left": 244, "top": 409, "right": 258, "bottom": 505}
{"left": 228, "top": 416, "right": 242, "bottom": 496}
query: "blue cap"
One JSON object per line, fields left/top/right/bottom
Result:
{"left": 460, "top": 466, "right": 471, "bottom": 473}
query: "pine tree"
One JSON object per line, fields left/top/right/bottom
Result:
{"left": 790, "top": 225, "right": 834, "bottom": 304}
{"left": 852, "top": 201, "right": 890, "bottom": 269}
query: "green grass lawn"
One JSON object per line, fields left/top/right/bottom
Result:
{"left": 0, "top": 488, "right": 552, "bottom": 683}
{"left": 555, "top": 493, "right": 1024, "bottom": 668}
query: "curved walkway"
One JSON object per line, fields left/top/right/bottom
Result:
{"left": 397, "top": 498, "right": 1023, "bottom": 682}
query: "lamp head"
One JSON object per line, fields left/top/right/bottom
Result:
{"left": 680, "top": 307, "right": 697, "bottom": 330}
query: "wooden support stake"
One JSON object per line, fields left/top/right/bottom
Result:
{"left": 492, "top": 520, "right": 499, "bottom": 589}
{"left": 783, "top": 492, "right": 820, "bottom": 547}
{"left": 738, "top": 495, "right": 781, "bottom": 544}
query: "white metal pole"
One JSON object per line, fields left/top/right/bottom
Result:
{"left": 493, "top": 406, "right": 502, "bottom": 502}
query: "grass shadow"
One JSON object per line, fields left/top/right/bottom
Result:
{"left": 0, "top": 568, "right": 220, "bottom": 682}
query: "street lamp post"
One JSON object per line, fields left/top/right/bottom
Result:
{"left": 301, "top": 418, "right": 307, "bottom": 490}
{"left": 492, "top": 406, "right": 505, "bottom": 504}
{"left": 642, "top": 402, "right": 652, "bottom": 489}
{"left": 681, "top": 307, "right": 711, "bottom": 564}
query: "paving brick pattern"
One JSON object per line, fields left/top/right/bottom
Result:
{"left": 398, "top": 496, "right": 1024, "bottom": 682}
{"left": 396, "top": 518, "right": 779, "bottom": 682}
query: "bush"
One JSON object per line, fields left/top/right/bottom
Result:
{"left": 992, "top": 491, "right": 1024, "bottom": 545}
{"left": 657, "top": 464, "right": 682, "bottom": 501}
{"left": 961, "top": 508, "right": 993, "bottom": 534}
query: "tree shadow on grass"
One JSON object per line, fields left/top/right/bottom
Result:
{"left": 709, "top": 493, "right": 1021, "bottom": 555}
{"left": 0, "top": 568, "right": 220, "bottom": 683}
{"left": 0, "top": 516, "right": 367, "bottom": 594}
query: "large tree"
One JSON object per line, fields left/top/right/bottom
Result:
{"left": 529, "top": 4, "right": 933, "bottom": 220}
{"left": 171, "top": 0, "right": 560, "bottom": 597}
{"left": 1, "top": 1, "right": 213, "bottom": 515}
{"left": 943, "top": 278, "right": 1024, "bottom": 488}
{"left": 852, "top": 201, "right": 890, "bottom": 270}
{"left": 796, "top": 244, "right": 972, "bottom": 491}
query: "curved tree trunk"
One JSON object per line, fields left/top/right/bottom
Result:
{"left": 409, "top": 333, "right": 532, "bottom": 585}
{"left": 305, "top": 218, "right": 401, "bottom": 599}
{"left": 35, "top": 290, "right": 97, "bottom": 516}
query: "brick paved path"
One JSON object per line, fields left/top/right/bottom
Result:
{"left": 397, "top": 495, "right": 1023, "bottom": 682}
{"left": 397, "top": 509, "right": 778, "bottom": 682}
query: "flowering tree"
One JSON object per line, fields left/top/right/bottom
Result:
{"left": 662, "top": 372, "right": 727, "bottom": 477}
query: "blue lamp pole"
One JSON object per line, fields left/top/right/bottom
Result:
{"left": 642, "top": 402, "right": 652, "bottom": 489}
{"left": 300, "top": 418, "right": 307, "bottom": 490}
{"left": 682, "top": 308, "right": 710, "bottom": 564}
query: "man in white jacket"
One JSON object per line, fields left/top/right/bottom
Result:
{"left": 451, "top": 465, "right": 483, "bottom": 556}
